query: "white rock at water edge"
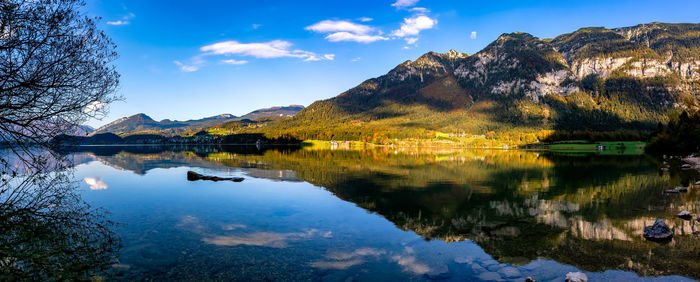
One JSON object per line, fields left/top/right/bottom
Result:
{"left": 566, "top": 271, "right": 588, "bottom": 282}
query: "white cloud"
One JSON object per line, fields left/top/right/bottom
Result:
{"left": 323, "top": 54, "right": 335, "bottom": 60}
{"left": 307, "top": 20, "right": 387, "bottom": 43}
{"left": 84, "top": 177, "right": 108, "bottom": 190}
{"left": 84, "top": 101, "right": 106, "bottom": 113}
{"left": 107, "top": 12, "right": 135, "bottom": 26}
{"left": 106, "top": 20, "right": 128, "bottom": 26}
{"left": 358, "top": 17, "right": 373, "bottom": 22}
{"left": 350, "top": 57, "right": 361, "bottom": 62}
{"left": 391, "top": 255, "right": 430, "bottom": 274}
{"left": 200, "top": 40, "right": 329, "bottom": 62}
{"left": 409, "top": 7, "right": 430, "bottom": 13}
{"left": 392, "top": 15, "right": 437, "bottom": 37}
{"left": 221, "top": 59, "right": 248, "bottom": 65}
{"left": 174, "top": 60, "right": 199, "bottom": 72}
{"left": 391, "top": 0, "right": 419, "bottom": 8}
{"left": 325, "top": 32, "right": 388, "bottom": 43}
{"left": 405, "top": 37, "right": 418, "bottom": 44}
{"left": 470, "top": 31, "right": 477, "bottom": 39}
{"left": 306, "top": 20, "right": 373, "bottom": 35}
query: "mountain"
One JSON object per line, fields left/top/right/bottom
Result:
{"left": 239, "top": 105, "right": 305, "bottom": 120}
{"left": 92, "top": 105, "right": 304, "bottom": 136}
{"left": 256, "top": 22, "right": 700, "bottom": 143}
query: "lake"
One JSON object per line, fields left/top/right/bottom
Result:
{"left": 3, "top": 145, "right": 699, "bottom": 281}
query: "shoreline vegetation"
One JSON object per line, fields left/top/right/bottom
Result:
{"left": 48, "top": 132, "right": 648, "bottom": 154}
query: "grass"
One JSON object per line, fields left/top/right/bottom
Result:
{"left": 540, "top": 141, "right": 646, "bottom": 155}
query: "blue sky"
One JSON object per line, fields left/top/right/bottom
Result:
{"left": 85, "top": 0, "right": 700, "bottom": 127}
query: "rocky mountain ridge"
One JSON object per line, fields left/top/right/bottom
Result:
{"left": 264, "top": 22, "right": 700, "bottom": 141}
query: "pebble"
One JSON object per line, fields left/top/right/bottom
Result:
{"left": 677, "top": 210, "right": 692, "bottom": 220}
{"left": 472, "top": 264, "right": 486, "bottom": 273}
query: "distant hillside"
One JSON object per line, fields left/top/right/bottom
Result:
{"left": 93, "top": 105, "right": 304, "bottom": 136}
{"left": 239, "top": 105, "right": 305, "bottom": 120}
{"left": 248, "top": 22, "right": 700, "bottom": 143}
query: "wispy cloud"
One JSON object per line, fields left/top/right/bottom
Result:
{"left": 409, "top": 7, "right": 430, "bottom": 13}
{"left": 174, "top": 60, "right": 200, "bottom": 72}
{"left": 325, "top": 32, "right": 388, "bottom": 43}
{"left": 252, "top": 23, "right": 261, "bottom": 29}
{"left": 221, "top": 59, "right": 248, "bottom": 65}
{"left": 323, "top": 54, "right": 335, "bottom": 60}
{"left": 470, "top": 31, "right": 477, "bottom": 39}
{"left": 350, "top": 57, "right": 361, "bottom": 62}
{"left": 391, "top": 15, "right": 437, "bottom": 40}
{"left": 405, "top": 37, "right": 418, "bottom": 44}
{"left": 200, "top": 40, "right": 330, "bottom": 61}
{"left": 306, "top": 20, "right": 387, "bottom": 43}
{"left": 358, "top": 17, "right": 373, "bottom": 22}
{"left": 391, "top": 0, "right": 419, "bottom": 8}
{"left": 107, "top": 12, "right": 135, "bottom": 26}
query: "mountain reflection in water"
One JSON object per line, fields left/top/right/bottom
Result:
{"left": 59, "top": 145, "right": 700, "bottom": 280}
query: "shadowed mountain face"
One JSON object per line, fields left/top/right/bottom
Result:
{"left": 92, "top": 105, "right": 304, "bottom": 136}
{"left": 262, "top": 23, "right": 700, "bottom": 140}
{"left": 66, "top": 145, "right": 700, "bottom": 279}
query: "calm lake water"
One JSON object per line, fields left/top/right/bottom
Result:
{"left": 12, "top": 145, "right": 700, "bottom": 281}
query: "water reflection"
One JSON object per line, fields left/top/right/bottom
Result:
{"left": 60, "top": 145, "right": 700, "bottom": 279}
{"left": 0, "top": 150, "right": 119, "bottom": 280}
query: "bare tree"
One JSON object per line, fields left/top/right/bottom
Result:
{"left": 0, "top": 0, "right": 120, "bottom": 171}
{"left": 0, "top": 1, "right": 121, "bottom": 278}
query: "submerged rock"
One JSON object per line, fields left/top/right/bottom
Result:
{"left": 565, "top": 272, "right": 588, "bottom": 282}
{"left": 498, "top": 266, "right": 521, "bottom": 278}
{"left": 677, "top": 210, "right": 692, "bottom": 220}
{"left": 665, "top": 186, "right": 688, "bottom": 193}
{"left": 187, "top": 171, "right": 244, "bottom": 182}
{"left": 643, "top": 219, "right": 673, "bottom": 241}
{"left": 425, "top": 266, "right": 451, "bottom": 280}
{"left": 477, "top": 271, "right": 501, "bottom": 281}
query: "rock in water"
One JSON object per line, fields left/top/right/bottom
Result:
{"left": 565, "top": 272, "right": 588, "bottom": 282}
{"left": 677, "top": 210, "right": 692, "bottom": 220}
{"left": 665, "top": 186, "right": 688, "bottom": 193}
{"left": 187, "top": 171, "right": 244, "bottom": 182}
{"left": 525, "top": 277, "right": 536, "bottom": 282}
{"left": 643, "top": 219, "right": 673, "bottom": 241}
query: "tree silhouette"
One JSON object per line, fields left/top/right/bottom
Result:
{"left": 0, "top": 0, "right": 120, "bottom": 169}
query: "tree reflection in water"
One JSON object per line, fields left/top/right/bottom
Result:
{"left": 0, "top": 151, "right": 120, "bottom": 280}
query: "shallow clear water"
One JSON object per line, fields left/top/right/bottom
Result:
{"left": 18, "top": 146, "right": 700, "bottom": 280}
